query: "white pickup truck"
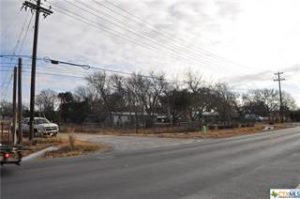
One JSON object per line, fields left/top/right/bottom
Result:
{"left": 21, "top": 117, "right": 59, "bottom": 137}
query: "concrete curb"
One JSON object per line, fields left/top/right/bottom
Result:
{"left": 23, "top": 146, "right": 59, "bottom": 162}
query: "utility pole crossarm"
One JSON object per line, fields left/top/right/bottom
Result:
{"left": 23, "top": 1, "right": 53, "bottom": 17}
{"left": 273, "top": 72, "right": 285, "bottom": 82}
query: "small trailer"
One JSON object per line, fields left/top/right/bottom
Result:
{"left": 0, "top": 121, "right": 23, "bottom": 166}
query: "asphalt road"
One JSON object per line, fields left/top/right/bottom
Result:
{"left": 1, "top": 127, "right": 300, "bottom": 199}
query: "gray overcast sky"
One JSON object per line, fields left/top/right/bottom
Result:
{"left": 1, "top": 0, "right": 300, "bottom": 106}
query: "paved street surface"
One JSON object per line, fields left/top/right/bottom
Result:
{"left": 1, "top": 127, "right": 300, "bottom": 199}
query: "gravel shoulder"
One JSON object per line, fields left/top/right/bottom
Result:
{"left": 74, "top": 133, "right": 202, "bottom": 152}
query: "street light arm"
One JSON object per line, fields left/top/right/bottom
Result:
{"left": 43, "top": 57, "right": 90, "bottom": 69}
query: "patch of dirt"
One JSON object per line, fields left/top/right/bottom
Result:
{"left": 43, "top": 139, "right": 108, "bottom": 159}
{"left": 22, "top": 137, "right": 64, "bottom": 157}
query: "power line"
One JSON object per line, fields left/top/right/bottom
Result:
{"left": 0, "top": 70, "right": 14, "bottom": 101}
{"left": 43, "top": 4, "right": 187, "bottom": 70}
{"left": 0, "top": 55, "right": 281, "bottom": 83}
{"left": 0, "top": 69, "right": 86, "bottom": 79}
{"left": 96, "top": 0, "right": 252, "bottom": 71}
{"left": 73, "top": 0, "right": 219, "bottom": 67}
{"left": 18, "top": 12, "right": 34, "bottom": 54}
{"left": 45, "top": 4, "right": 159, "bottom": 53}
{"left": 0, "top": 55, "right": 271, "bottom": 83}
{"left": 83, "top": 1, "right": 246, "bottom": 70}
{"left": 46, "top": 1, "right": 223, "bottom": 68}
{"left": 11, "top": 11, "right": 30, "bottom": 56}
{"left": 0, "top": 54, "right": 43, "bottom": 60}
{"left": 56, "top": 1, "right": 252, "bottom": 73}
{"left": 0, "top": 55, "right": 147, "bottom": 77}
{"left": 2, "top": 13, "right": 30, "bottom": 97}
{"left": 55, "top": 1, "right": 191, "bottom": 62}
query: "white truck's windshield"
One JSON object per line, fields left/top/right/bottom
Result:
{"left": 34, "top": 118, "right": 50, "bottom": 124}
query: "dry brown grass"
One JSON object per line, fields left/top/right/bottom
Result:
{"left": 22, "top": 134, "right": 108, "bottom": 158}
{"left": 68, "top": 123, "right": 292, "bottom": 139}
{"left": 129, "top": 123, "right": 291, "bottom": 139}
{"left": 43, "top": 138, "right": 107, "bottom": 159}
{"left": 22, "top": 137, "right": 64, "bottom": 157}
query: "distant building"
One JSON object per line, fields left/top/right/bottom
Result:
{"left": 110, "top": 112, "right": 164, "bottom": 127}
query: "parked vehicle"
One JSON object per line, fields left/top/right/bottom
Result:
{"left": 1, "top": 121, "right": 22, "bottom": 165}
{"left": 21, "top": 117, "right": 59, "bottom": 137}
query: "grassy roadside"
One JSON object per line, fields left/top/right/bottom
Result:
{"left": 136, "top": 123, "right": 290, "bottom": 139}
{"left": 68, "top": 123, "right": 293, "bottom": 139}
{"left": 22, "top": 134, "right": 108, "bottom": 159}
{"left": 43, "top": 136, "right": 108, "bottom": 158}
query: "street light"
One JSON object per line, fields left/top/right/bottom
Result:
{"left": 43, "top": 57, "right": 90, "bottom": 70}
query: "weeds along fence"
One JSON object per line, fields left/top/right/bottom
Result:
{"left": 59, "top": 121, "right": 256, "bottom": 134}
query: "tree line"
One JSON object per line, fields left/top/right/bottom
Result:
{"left": 1, "top": 71, "right": 299, "bottom": 127}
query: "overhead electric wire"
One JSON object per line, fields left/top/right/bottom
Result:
{"left": 45, "top": 4, "right": 159, "bottom": 52}
{"left": 11, "top": 11, "right": 30, "bottom": 56}
{"left": 93, "top": 0, "right": 230, "bottom": 66}
{"left": 73, "top": 0, "right": 219, "bottom": 67}
{"left": 0, "top": 70, "right": 14, "bottom": 100}
{"left": 1, "top": 55, "right": 144, "bottom": 78}
{"left": 0, "top": 60, "right": 154, "bottom": 79}
{"left": 0, "top": 62, "right": 19, "bottom": 65}
{"left": 0, "top": 55, "right": 269, "bottom": 83}
{"left": 44, "top": 5, "right": 186, "bottom": 69}
{"left": 18, "top": 12, "right": 34, "bottom": 54}
{"left": 43, "top": 0, "right": 236, "bottom": 70}
{"left": 0, "top": 72, "right": 13, "bottom": 88}
{"left": 59, "top": 1, "right": 252, "bottom": 73}
{"left": 42, "top": 1, "right": 251, "bottom": 75}
{"left": 1, "top": 13, "right": 30, "bottom": 98}
{"left": 1, "top": 64, "right": 32, "bottom": 68}
{"left": 98, "top": 0, "right": 252, "bottom": 71}
{"left": 0, "top": 69, "right": 86, "bottom": 79}
{"left": 0, "top": 54, "right": 43, "bottom": 60}
{"left": 68, "top": 0, "right": 231, "bottom": 68}
{"left": 46, "top": 1, "right": 217, "bottom": 68}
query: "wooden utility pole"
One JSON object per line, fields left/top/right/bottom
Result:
{"left": 274, "top": 72, "right": 285, "bottom": 123}
{"left": 12, "top": 67, "right": 17, "bottom": 144}
{"left": 22, "top": 0, "right": 53, "bottom": 140}
{"left": 17, "top": 58, "right": 22, "bottom": 144}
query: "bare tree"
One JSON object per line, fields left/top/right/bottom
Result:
{"left": 0, "top": 101, "right": 13, "bottom": 119}
{"left": 35, "top": 89, "right": 58, "bottom": 111}
{"left": 242, "top": 88, "right": 283, "bottom": 123}
{"left": 35, "top": 89, "right": 58, "bottom": 120}
{"left": 129, "top": 72, "right": 168, "bottom": 127}
{"left": 86, "top": 72, "right": 114, "bottom": 124}
{"left": 74, "top": 86, "right": 96, "bottom": 102}
{"left": 185, "top": 71, "right": 204, "bottom": 92}
{"left": 161, "top": 88, "right": 191, "bottom": 125}
{"left": 185, "top": 72, "right": 211, "bottom": 121}
{"left": 281, "top": 91, "right": 297, "bottom": 111}
{"left": 212, "top": 83, "right": 238, "bottom": 126}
